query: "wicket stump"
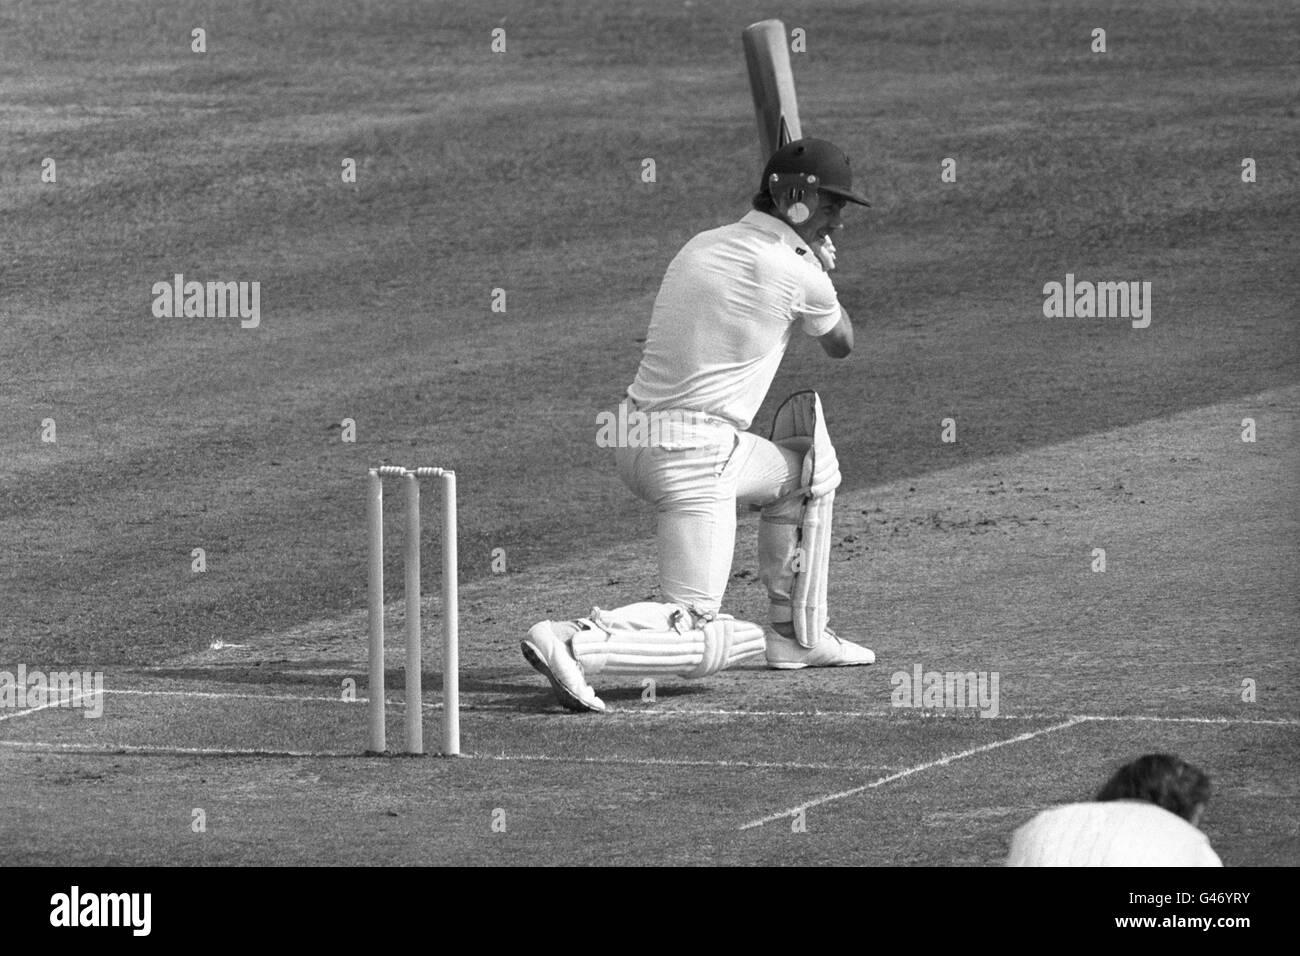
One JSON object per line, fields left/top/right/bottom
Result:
{"left": 367, "top": 466, "right": 460, "bottom": 756}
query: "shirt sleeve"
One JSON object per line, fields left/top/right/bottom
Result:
{"left": 1193, "top": 839, "right": 1224, "bottom": 867}
{"left": 795, "top": 266, "right": 843, "bottom": 337}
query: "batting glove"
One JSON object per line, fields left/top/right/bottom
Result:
{"left": 813, "top": 237, "right": 837, "bottom": 272}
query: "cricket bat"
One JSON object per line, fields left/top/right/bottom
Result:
{"left": 742, "top": 19, "right": 802, "bottom": 167}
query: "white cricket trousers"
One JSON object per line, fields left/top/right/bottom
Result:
{"left": 613, "top": 401, "right": 807, "bottom": 620}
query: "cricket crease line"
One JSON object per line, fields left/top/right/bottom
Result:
{"left": 472, "top": 753, "right": 890, "bottom": 772}
{"left": 0, "top": 740, "right": 358, "bottom": 758}
{"left": 100, "top": 688, "right": 445, "bottom": 709}
{"left": 587, "top": 708, "right": 1300, "bottom": 727}
{"left": 0, "top": 739, "right": 874, "bottom": 771}
{"left": 0, "top": 737, "right": 891, "bottom": 772}
{"left": 103, "top": 688, "right": 364, "bottom": 704}
{"left": 0, "top": 692, "right": 98, "bottom": 723}
{"left": 737, "top": 716, "right": 1089, "bottom": 831}
{"left": 1078, "top": 714, "right": 1300, "bottom": 726}
{"left": 54, "top": 689, "right": 1300, "bottom": 727}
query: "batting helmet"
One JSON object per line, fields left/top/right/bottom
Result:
{"left": 761, "top": 138, "right": 870, "bottom": 207}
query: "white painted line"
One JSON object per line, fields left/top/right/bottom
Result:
{"left": 3, "top": 706, "right": 1293, "bottom": 772}
{"left": 596, "top": 708, "right": 1300, "bottom": 727}
{"left": 57, "top": 688, "right": 1300, "bottom": 726}
{"left": 0, "top": 701, "right": 67, "bottom": 723}
{"left": 0, "top": 692, "right": 97, "bottom": 723}
{"left": 0, "top": 740, "right": 355, "bottom": 758}
{"left": 737, "top": 716, "right": 1089, "bottom": 831}
{"left": 101, "top": 688, "right": 445, "bottom": 710}
{"left": 475, "top": 753, "right": 888, "bottom": 772}
{"left": 1078, "top": 714, "right": 1300, "bottom": 726}
{"left": 0, "top": 739, "right": 884, "bottom": 772}
{"left": 104, "top": 688, "right": 365, "bottom": 704}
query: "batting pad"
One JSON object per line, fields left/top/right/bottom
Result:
{"left": 791, "top": 489, "right": 833, "bottom": 647}
{"left": 763, "top": 390, "right": 839, "bottom": 648}
{"left": 569, "top": 602, "right": 765, "bottom": 679}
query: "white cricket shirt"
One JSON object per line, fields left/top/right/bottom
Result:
{"left": 1006, "top": 801, "right": 1224, "bottom": 867}
{"left": 626, "top": 210, "right": 843, "bottom": 431}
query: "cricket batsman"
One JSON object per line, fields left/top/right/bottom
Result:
{"left": 523, "top": 139, "right": 875, "bottom": 712}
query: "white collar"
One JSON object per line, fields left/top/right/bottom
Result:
{"left": 739, "top": 210, "right": 813, "bottom": 259}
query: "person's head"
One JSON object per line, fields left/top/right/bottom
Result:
{"left": 751, "top": 138, "right": 869, "bottom": 245}
{"left": 1096, "top": 753, "right": 1212, "bottom": 825}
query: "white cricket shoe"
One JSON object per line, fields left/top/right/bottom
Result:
{"left": 521, "top": 621, "right": 606, "bottom": 713}
{"left": 765, "top": 626, "right": 876, "bottom": 669}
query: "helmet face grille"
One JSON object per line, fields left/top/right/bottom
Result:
{"left": 767, "top": 172, "right": 820, "bottom": 224}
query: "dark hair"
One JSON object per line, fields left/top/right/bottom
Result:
{"left": 1096, "top": 754, "right": 1212, "bottom": 822}
{"left": 751, "top": 189, "right": 777, "bottom": 215}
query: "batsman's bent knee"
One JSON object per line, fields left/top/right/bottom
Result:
{"left": 679, "top": 615, "right": 766, "bottom": 679}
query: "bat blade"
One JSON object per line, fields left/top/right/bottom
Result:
{"left": 742, "top": 19, "right": 803, "bottom": 168}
